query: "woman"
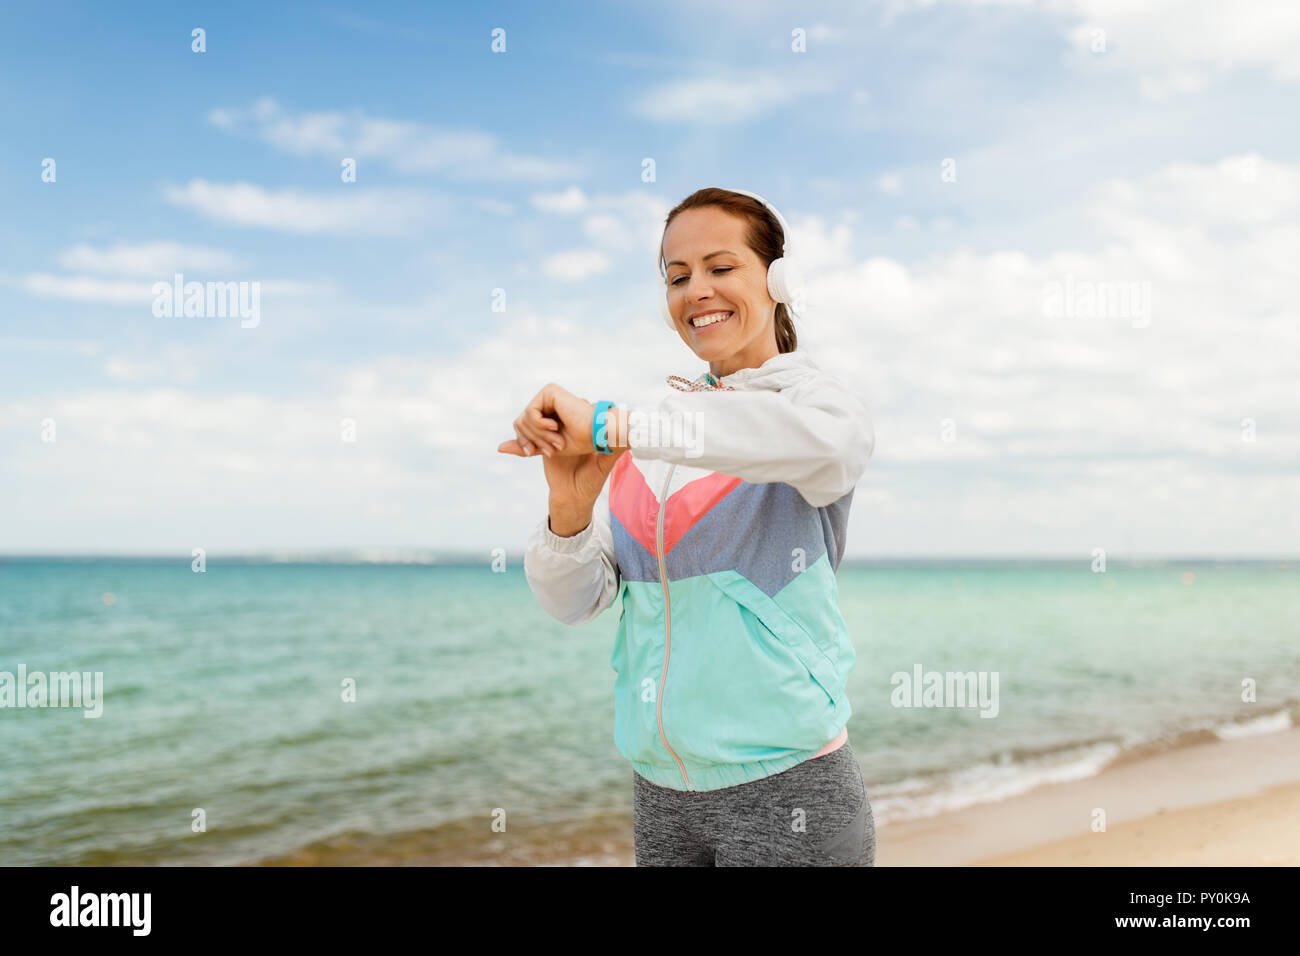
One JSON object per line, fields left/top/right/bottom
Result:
{"left": 498, "top": 187, "right": 876, "bottom": 866}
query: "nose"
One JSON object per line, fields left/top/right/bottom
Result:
{"left": 683, "top": 274, "right": 716, "bottom": 308}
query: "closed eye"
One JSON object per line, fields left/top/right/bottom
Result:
{"left": 670, "top": 266, "right": 732, "bottom": 286}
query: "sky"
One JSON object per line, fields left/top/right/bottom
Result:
{"left": 0, "top": 0, "right": 1297, "bottom": 559}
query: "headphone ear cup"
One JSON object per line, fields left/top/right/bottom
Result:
{"left": 766, "top": 257, "right": 787, "bottom": 304}
{"left": 766, "top": 257, "right": 805, "bottom": 314}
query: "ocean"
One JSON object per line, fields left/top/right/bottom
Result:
{"left": 1, "top": 557, "right": 1296, "bottom": 865}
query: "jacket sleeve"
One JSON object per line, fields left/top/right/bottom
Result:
{"left": 623, "top": 373, "right": 874, "bottom": 508}
{"left": 523, "top": 479, "right": 621, "bottom": 627}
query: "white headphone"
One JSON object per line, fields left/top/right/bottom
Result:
{"left": 655, "top": 187, "right": 804, "bottom": 330}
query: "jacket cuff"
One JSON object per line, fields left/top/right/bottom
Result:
{"left": 539, "top": 515, "right": 596, "bottom": 553}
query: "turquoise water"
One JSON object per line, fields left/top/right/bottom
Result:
{"left": 0, "top": 557, "right": 1296, "bottom": 865}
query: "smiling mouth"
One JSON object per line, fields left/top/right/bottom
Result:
{"left": 689, "top": 310, "right": 733, "bottom": 331}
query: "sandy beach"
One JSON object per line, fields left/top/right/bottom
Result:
{"left": 880, "top": 726, "right": 1300, "bottom": 867}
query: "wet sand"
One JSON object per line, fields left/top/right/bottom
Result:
{"left": 254, "top": 727, "right": 1300, "bottom": 866}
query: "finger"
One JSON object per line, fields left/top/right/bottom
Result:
{"left": 529, "top": 407, "right": 564, "bottom": 450}
{"left": 516, "top": 422, "right": 553, "bottom": 457}
{"left": 498, "top": 439, "right": 525, "bottom": 456}
{"left": 527, "top": 408, "right": 564, "bottom": 444}
{"left": 517, "top": 415, "right": 557, "bottom": 455}
{"left": 513, "top": 416, "right": 540, "bottom": 451}
{"left": 526, "top": 387, "right": 563, "bottom": 438}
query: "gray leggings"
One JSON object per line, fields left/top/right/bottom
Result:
{"left": 633, "top": 741, "right": 876, "bottom": 866}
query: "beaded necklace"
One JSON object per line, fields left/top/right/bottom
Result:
{"left": 666, "top": 372, "right": 736, "bottom": 392}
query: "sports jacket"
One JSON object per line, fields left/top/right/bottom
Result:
{"left": 523, "top": 350, "right": 874, "bottom": 791}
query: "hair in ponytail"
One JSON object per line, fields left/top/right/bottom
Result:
{"left": 659, "top": 188, "right": 798, "bottom": 354}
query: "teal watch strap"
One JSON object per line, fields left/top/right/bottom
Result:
{"left": 593, "top": 400, "right": 615, "bottom": 454}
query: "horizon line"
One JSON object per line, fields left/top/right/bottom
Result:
{"left": 0, "top": 551, "right": 1293, "bottom": 565}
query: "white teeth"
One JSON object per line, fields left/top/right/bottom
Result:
{"left": 690, "top": 311, "right": 732, "bottom": 327}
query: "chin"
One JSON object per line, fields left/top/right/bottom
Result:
{"left": 693, "top": 341, "right": 730, "bottom": 360}
{"left": 690, "top": 330, "right": 737, "bottom": 354}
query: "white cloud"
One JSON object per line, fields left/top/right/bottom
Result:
{"left": 890, "top": 0, "right": 1300, "bottom": 96}
{"left": 781, "top": 214, "right": 856, "bottom": 272}
{"left": 526, "top": 190, "right": 671, "bottom": 279}
{"left": 19, "top": 274, "right": 155, "bottom": 304}
{"left": 58, "top": 241, "right": 242, "bottom": 276}
{"left": 1092, "top": 152, "right": 1295, "bottom": 227}
{"left": 208, "top": 97, "right": 583, "bottom": 179}
{"left": 532, "top": 186, "right": 588, "bottom": 214}
{"left": 543, "top": 250, "right": 612, "bottom": 281}
{"left": 807, "top": 24, "right": 843, "bottom": 42}
{"left": 632, "top": 72, "right": 835, "bottom": 124}
{"left": 529, "top": 189, "right": 670, "bottom": 274}
{"left": 104, "top": 346, "right": 201, "bottom": 384}
{"left": 877, "top": 173, "right": 903, "bottom": 194}
{"left": 0, "top": 337, "right": 101, "bottom": 356}
{"left": 163, "top": 179, "right": 444, "bottom": 236}
{"left": 18, "top": 272, "right": 327, "bottom": 305}
{"left": 1058, "top": 0, "right": 1300, "bottom": 96}
{"left": 582, "top": 214, "right": 630, "bottom": 248}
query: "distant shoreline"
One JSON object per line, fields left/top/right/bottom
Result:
{"left": 1, "top": 553, "right": 1294, "bottom": 566}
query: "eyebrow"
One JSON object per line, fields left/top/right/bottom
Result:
{"left": 664, "top": 250, "right": 737, "bottom": 269}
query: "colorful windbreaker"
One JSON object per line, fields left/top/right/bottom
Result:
{"left": 523, "top": 350, "right": 875, "bottom": 791}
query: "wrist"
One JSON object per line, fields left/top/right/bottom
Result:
{"left": 548, "top": 497, "right": 594, "bottom": 537}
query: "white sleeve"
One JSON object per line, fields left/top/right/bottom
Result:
{"left": 624, "top": 373, "right": 874, "bottom": 508}
{"left": 523, "top": 480, "right": 621, "bottom": 627}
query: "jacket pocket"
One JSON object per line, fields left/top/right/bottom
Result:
{"left": 707, "top": 571, "right": 842, "bottom": 710}
{"left": 743, "top": 606, "right": 837, "bottom": 709}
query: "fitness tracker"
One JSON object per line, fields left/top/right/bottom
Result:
{"left": 592, "top": 400, "right": 615, "bottom": 455}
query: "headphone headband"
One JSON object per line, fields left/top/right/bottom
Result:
{"left": 656, "top": 188, "right": 792, "bottom": 278}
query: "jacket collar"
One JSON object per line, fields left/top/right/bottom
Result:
{"left": 688, "top": 350, "right": 820, "bottom": 392}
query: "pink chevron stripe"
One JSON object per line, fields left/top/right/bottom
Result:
{"left": 610, "top": 455, "right": 742, "bottom": 558}
{"left": 660, "top": 472, "right": 742, "bottom": 554}
{"left": 609, "top": 454, "right": 659, "bottom": 555}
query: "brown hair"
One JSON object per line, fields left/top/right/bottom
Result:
{"left": 658, "top": 187, "right": 798, "bottom": 354}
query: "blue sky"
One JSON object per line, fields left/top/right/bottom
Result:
{"left": 1, "top": 0, "right": 1297, "bottom": 557}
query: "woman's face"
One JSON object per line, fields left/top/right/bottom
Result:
{"left": 661, "top": 206, "right": 778, "bottom": 376}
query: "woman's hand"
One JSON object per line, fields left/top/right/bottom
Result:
{"left": 498, "top": 383, "right": 598, "bottom": 458}
{"left": 498, "top": 384, "right": 625, "bottom": 513}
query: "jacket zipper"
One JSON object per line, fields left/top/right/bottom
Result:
{"left": 655, "top": 464, "right": 691, "bottom": 789}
